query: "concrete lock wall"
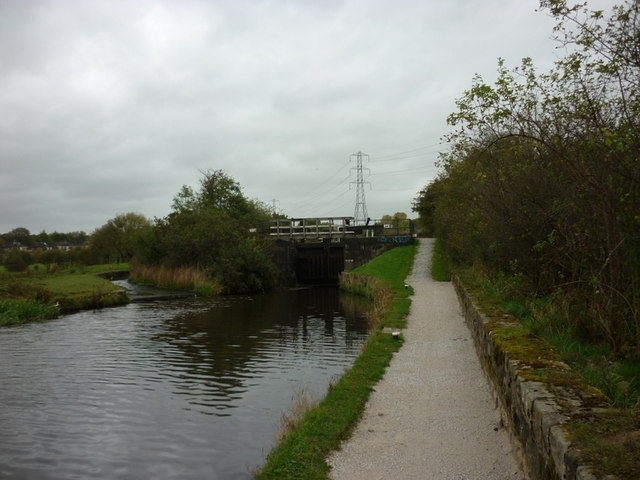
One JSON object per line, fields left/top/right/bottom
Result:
{"left": 273, "top": 237, "right": 414, "bottom": 285}
{"left": 453, "top": 277, "right": 612, "bottom": 480}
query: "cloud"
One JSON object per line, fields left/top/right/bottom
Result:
{"left": 0, "top": 0, "right": 581, "bottom": 233}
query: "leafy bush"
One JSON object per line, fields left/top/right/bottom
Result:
{"left": 4, "top": 250, "right": 31, "bottom": 272}
{"left": 414, "top": 1, "right": 640, "bottom": 354}
{"left": 134, "top": 170, "right": 277, "bottom": 294}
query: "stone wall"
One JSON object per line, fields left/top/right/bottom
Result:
{"left": 453, "top": 277, "right": 612, "bottom": 480}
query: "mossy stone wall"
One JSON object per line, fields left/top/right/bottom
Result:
{"left": 453, "top": 277, "right": 610, "bottom": 480}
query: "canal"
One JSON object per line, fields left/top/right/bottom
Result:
{"left": 0, "top": 285, "right": 370, "bottom": 479}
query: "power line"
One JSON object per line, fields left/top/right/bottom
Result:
{"left": 291, "top": 174, "right": 351, "bottom": 213}
{"left": 324, "top": 190, "right": 356, "bottom": 216}
{"left": 372, "top": 165, "right": 436, "bottom": 177}
{"left": 297, "top": 187, "right": 352, "bottom": 217}
{"left": 373, "top": 142, "right": 443, "bottom": 160}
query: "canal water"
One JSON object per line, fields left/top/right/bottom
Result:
{"left": 0, "top": 286, "right": 369, "bottom": 479}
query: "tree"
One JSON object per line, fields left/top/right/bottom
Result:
{"left": 89, "top": 213, "right": 152, "bottom": 264}
{"left": 4, "top": 249, "right": 31, "bottom": 272}
{"left": 4, "top": 227, "right": 31, "bottom": 247}
{"left": 413, "top": 181, "right": 443, "bottom": 237}
{"left": 138, "top": 170, "right": 278, "bottom": 293}
{"left": 379, "top": 212, "right": 411, "bottom": 235}
{"left": 422, "top": 0, "right": 640, "bottom": 352}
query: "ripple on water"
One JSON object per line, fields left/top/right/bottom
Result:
{"left": 0, "top": 287, "right": 369, "bottom": 479}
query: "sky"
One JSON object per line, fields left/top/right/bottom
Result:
{"left": 0, "top": 0, "right": 590, "bottom": 234}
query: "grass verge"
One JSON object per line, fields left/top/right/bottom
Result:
{"left": 255, "top": 243, "right": 416, "bottom": 479}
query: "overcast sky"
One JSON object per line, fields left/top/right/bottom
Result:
{"left": 0, "top": 0, "right": 594, "bottom": 234}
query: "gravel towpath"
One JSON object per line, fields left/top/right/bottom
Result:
{"left": 327, "top": 239, "right": 525, "bottom": 480}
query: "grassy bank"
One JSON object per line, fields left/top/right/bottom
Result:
{"left": 0, "top": 299, "right": 59, "bottom": 326}
{"left": 256, "top": 243, "right": 416, "bottom": 479}
{"left": 0, "top": 263, "right": 130, "bottom": 326}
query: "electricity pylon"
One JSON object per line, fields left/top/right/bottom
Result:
{"left": 350, "top": 151, "right": 370, "bottom": 226}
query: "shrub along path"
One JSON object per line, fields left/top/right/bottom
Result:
{"left": 327, "top": 239, "right": 524, "bottom": 479}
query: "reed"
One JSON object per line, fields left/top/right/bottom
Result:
{"left": 129, "top": 264, "right": 222, "bottom": 296}
{"left": 339, "top": 273, "right": 392, "bottom": 330}
{"left": 276, "top": 386, "right": 319, "bottom": 442}
{"left": 339, "top": 243, "right": 416, "bottom": 330}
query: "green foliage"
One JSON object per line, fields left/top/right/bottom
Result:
{"left": 0, "top": 299, "right": 58, "bottom": 326}
{"left": 3, "top": 227, "right": 32, "bottom": 247}
{"left": 88, "top": 212, "right": 151, "bottom": 264}
{"left": 54, "top": 291, "right": 128, "bottom": 313}
{"left": 378, "top": 212, "right": 412, "bottom": 235}
{"left": 415, "top": 1, "right": 640, "bottom": 354}
{"left": 215, "top": 236, "right": 278, "bottom": 293}
{"left": 412, "top": 182, "right": 438, "bottom": 236}
{"left": 567, "top": 410, "right": 640, "bottom": 480}
{"left": 4, "top": 249, "right": 31, "bottom": 272}
{"left": 430, "top": 238, "right": 451, "bottom": 281}
{"left": 136, "top": 170, "right": 277, "bottom": 294}
{"left": 458, "top": 263, "right": 640, "bottom": 409}
{"left": 1, "top": 228, "right": 88, "bottom": 250}
{"left": 459, "top": 262, "right": 640, "bottom": 478}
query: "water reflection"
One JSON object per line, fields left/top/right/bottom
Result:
{"left": 145, "top": 287, "right": 369, "bottom": 416}
{"left": 0, "top": 286, "right": 368, "bottom": 479}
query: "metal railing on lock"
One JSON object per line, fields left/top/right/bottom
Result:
{"left": 269, "top": 217, "right": 355, "bottom": 240}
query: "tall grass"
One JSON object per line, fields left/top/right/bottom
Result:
{"left": 338, "top": 273, "right": 392, "bottom": 330}
{"left": 276, "top": 386, "right": 320, "bottom": 442}
{"left": 457, "top": 264, "right": 640, "bottom": 409}
{"left": 129, "top": 264, "right": 222, "bottom": 296}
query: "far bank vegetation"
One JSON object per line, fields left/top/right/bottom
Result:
{"left": 129, "top": 264, "right": 222, "bottom": 296}
{"left": 90, "top": 170, "right": 280, "bottom": 295}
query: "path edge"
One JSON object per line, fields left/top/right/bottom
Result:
{"left": 453, "top": 276, "right": 614, "bottom": 480}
